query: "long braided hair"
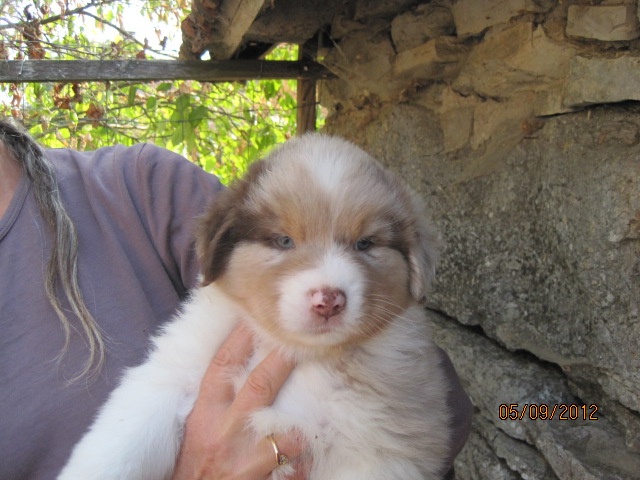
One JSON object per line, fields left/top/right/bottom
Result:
{"left": 1, "top": 120, "right": 105, "bottom": 380}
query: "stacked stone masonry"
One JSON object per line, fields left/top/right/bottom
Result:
{"left": 319, "top": 1, "right": 640, "bottom": 479}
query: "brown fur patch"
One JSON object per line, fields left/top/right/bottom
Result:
{"left": 196, "top": 160, "right": 270, "bottom": 285}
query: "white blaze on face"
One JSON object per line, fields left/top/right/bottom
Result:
{"left": 277, "top": 245, "right": 365, "bottom": 346}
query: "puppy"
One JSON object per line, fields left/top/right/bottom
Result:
{"left": 58, "top": 134, "right": 451, "bottom": 479}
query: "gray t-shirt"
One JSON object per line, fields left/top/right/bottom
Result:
{"left": 0, "top": 143, "right": 222, "bottom": 479}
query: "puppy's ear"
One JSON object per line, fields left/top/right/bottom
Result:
{"left": 195, "top": 194, "right": 237, "bottom": 286}
{"left": 407, "top": 192, "right": 440, "bottom": 303}
{"left": 196, "top": 159, "right": 268, "bottom": 286}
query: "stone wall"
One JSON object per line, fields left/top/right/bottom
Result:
{"left": 318, "top": 1, "right": 640, "bottom": 478}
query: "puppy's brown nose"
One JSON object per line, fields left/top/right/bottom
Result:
{"left": 310, "top": 288, "right": 346, "bottom": 319}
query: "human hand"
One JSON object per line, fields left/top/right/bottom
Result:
{"left": 171, "top": 323, "right": 307, "bottom": 480}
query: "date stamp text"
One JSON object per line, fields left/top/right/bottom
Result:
{"left": 498, "top": 403, "right": 599, "bottom": 421}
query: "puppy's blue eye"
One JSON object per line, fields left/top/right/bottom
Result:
{"left": 355, "top": 237, "right": 373, "bottom": 251}
{"left": 274, "top": 235, "right": 295, "bottom": 249}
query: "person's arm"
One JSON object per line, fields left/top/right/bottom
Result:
{"left": 172, "top": 324, "right": 307, "bottom": 480}
{"left": 126, "top": 143, "right": 224, "bottom": 293}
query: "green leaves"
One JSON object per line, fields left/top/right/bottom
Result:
{"left": 1, "top": 2, "right": 320, "bottom": 183}
{"left": 127, "top": 85, "right": 138, "bottom": 106}
{"left": 145, "top": 96, "right": 157, "bottom": 110}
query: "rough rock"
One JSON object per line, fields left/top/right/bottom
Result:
{"left": 322, "top": 31, "right": 467, "bottom": 105}
{"left": 453, "top": 22, "right": 576, "bottom": 101}
{"left": 566, "top": 5, "right": 640, "bottom": 41}
{"left": 457, "top": 417, "right": 559, "bottom": 480}
{"left": 451, "top": 0, "right": 553, "bottom": 38}
{"left": 353, "top": 0, "right": 415, "bottom": 20}
{"left": 455, "top": 429, "right": 524, "bottom": 480}
{"left": 439, "top": 105, "right": 474, "bottom": 153}
{"left": 390, "top": 2, "right": 455, "bottom": 52}
{"left": 467, "top": 95, "right": 534, "bottom": 150}
{"left": 563, "top": 55, "right": 640, "bottom": 108}
{"left": 245, "top": 0, "right": 340, "bottom": 44}
{"left": 429, "top": 106, "right": 640, "bottom": 414}
{"left": 429, "top": 311, "right": 640, "bottom": 480}
{"left": 321, "top": 29, "right": 395, "bottom": 104}
{"left": 392, "top": 37, "right": 467, "bottom": 82}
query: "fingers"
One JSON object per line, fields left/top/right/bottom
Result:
{"left": 232, "top": 348, "right": 295, "bottom": 414}
{"left": 201, "top": 323, "right": 295, "bottom": 411}
{"left": 252, "top": 431, "right": 306, "bottom": 479}
{"left": 228, "top": 347, "right": 302, "bottom": 475}
{"left": 175, "top": 323, "right": 306, "bottom": 480}
{"left": 264, "top": 431, "right": 305, "bottom": 466}
{"left": 199, "top": 323, "right": 255, "bottom": 405}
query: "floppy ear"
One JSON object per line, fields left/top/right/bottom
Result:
{"left": 406, "top": 192, "right": 440, "bottom": 303}
{"left": 196, "top": 159, "right": 269, "bottom": 286}
{"left": 195, "top": 193, "right": 238, "bottom": 286}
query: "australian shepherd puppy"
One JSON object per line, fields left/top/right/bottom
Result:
{"left": 59, "top": 134, "right": 451, "bottom": 479}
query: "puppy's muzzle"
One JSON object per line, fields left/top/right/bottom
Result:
{"left": 310, "top": 287, "right": 346, "bottom": 320}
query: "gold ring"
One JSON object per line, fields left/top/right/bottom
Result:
{"left": 267, "top": 433, "right": 289, "bottom": 467}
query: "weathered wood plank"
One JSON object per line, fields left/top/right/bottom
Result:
{"left": 296, "top": 41, "right": 318, "bottom": 135}
{"left": 209, "top": 0, "right": 267, "bottom": 59}
{"left": 0, "top": 59, "right": 334, "bottom": 83}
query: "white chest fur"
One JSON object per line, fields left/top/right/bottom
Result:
{"left": 58, "top": 284, "right": 451, "bottom": 480}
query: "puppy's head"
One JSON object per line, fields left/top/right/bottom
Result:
{"left": 197, "top": 134, "right": 439, "bottom": 353}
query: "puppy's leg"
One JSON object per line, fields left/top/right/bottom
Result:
{"left": 58, "top": 287, "right": 238, "bottom": 480}
{"left": 57, "top": 358, "right": 196, "bottom": 480}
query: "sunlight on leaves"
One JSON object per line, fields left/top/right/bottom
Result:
{"left": 0, "top": 1, "right": 325, "bottom": 183}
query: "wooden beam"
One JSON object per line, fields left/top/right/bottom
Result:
{"left": 296, "top": 41, "right": 318, "bottom": 135}
{"left": 208, "top": 0, "right": 267, "bottom": 60}
{"left": 0, "top": 59, "right": 334, "bottom": 83}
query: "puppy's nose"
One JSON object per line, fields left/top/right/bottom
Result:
{"left": 310, "top": 288, "right": 346, "bottom": 319}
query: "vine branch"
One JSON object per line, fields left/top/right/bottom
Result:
{"left": 0, "top": 0, "right": 120, "bottom": 31}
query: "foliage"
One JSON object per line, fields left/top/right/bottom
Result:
{"left": 0, "top": 0, "right": 322, "bottom": 182}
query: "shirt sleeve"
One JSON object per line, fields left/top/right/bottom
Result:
{"left": 120, "top": 143, "right": 224, "bottom": 294}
